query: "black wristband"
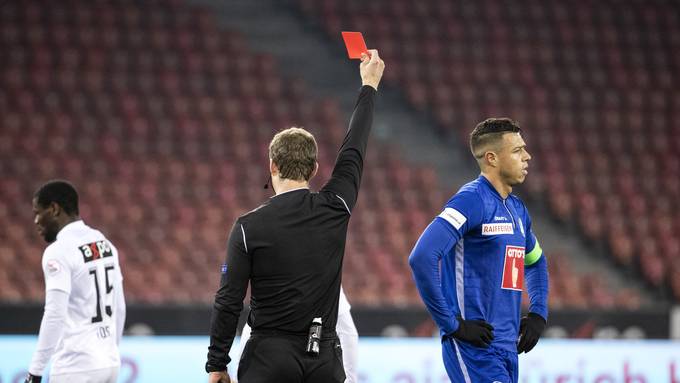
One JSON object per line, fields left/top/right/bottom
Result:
{"left": 25, "top": 374, "right": 42, "bottom": 383}
{"left": 205, "top": 362, "right": 226, "bottom": 373}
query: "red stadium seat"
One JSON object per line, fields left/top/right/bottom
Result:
{"left": 295, "top": 0, "right": 678, "bottom": 306}
{"left": 2, "top": 0, "right": 427, "bottom": 306}
{"left": 1, "top": 0, "right": 670, "bottom": 309}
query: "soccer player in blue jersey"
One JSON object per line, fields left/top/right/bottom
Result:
{"left": 409, "top": 118, "right": 549, "bottom": 383}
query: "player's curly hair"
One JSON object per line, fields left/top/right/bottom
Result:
{"left": 268, "top": 127, "right": 318, "bottom": 181}
{"left": 34, "top": 180, "right": 80, "bottom": 216}
{"left": 469, "top": 118, "right": 522, "bottom": 159}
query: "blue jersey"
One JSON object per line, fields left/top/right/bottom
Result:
{"left": 410, "top": 175, "right": 548, "bottom": 354}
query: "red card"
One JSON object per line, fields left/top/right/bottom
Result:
{"left": 341, "top": 31, "right": 368, "bottom": 59}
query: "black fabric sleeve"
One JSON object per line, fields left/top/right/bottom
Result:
{"left": 321, "top": 85, "right": 376, "bottom": 211}
{"left": 206, "top": 220, "right": 251, "bottom": 372}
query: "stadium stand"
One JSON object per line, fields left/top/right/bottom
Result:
{"left": 0, "top": 0, "right": 642, "bottom": 308}
{"left": 297, "top": 0, "right": 679, "bottom": 302}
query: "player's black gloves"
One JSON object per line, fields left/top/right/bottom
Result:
{"left": 450, "top": 316, "right": 494, "bottom": 348}
{"left": 24, "top": 374, "right": 41, "bottom": 383}
{"left": 517, "top": 312, "right": 546, "bottom": 353}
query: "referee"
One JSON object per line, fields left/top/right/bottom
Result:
{"left": 206, "top": 50, "right": 385, "bottom": 383}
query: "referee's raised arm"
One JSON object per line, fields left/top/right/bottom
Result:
{"left": 206, "top": 49, "right": 385, "bottom": 383}
{"left": 321, "top": 49, "right": 385, "bottom": 212}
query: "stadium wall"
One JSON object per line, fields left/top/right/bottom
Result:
{"left": 0, "top": 304, "right": 674, "bottom": 339}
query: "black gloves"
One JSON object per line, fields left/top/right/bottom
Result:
{"left": 448, "top": 313, "right": 546, "bottom": 352}
{"left": 450, "top": 316, "right": 494, "bottom": 348}
{"left": 24, "top": 374, "right": 41, "bottom": 383}
{"left": 517, "top": 312, "right": 546, "bottom": 353}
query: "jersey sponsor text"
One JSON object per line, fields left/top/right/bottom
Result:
{"left": 79, "top": 240, "right": 113, "bottom": 263}
{"left": 501, "top": 245, "right": 525, "bottom": 291}
{"left": 481, "top": 223, "right": 514, "bottom": 235}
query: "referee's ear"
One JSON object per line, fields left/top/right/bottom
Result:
{"left": 269, "top": 159, "right": 279, "bottom": 177}
{"left": 309, "top": 162, "right": 319, "bottom": 181}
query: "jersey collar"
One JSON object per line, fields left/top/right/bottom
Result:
{"left": 270, "top": 187, "right": 310, "bottom": 199}
{"left": 478, "top": 175, "right": 507, "bottom": 201}
{"left": 56, "top": 220, "right": 86, "bottom": 240}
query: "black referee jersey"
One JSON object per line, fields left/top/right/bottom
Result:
{"left": 206, "top": 85, "right": 376, "bottom": 371}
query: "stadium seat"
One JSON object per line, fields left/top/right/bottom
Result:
{"left": 0, "top": 0, "right": 453, "bottom": 307}
{"left": 295, "top": 0, "right": 677, "bottom": 306}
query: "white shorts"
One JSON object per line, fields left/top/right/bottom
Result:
{"left": 49, "top": 367, "right": 119, "bottom": 383}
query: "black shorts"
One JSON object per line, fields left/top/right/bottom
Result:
{"left": 237, "top": 334, "right": 345, "bottom": 383}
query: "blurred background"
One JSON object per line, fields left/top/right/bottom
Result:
{"left": 0, "top": 0, "right": 679, "bottom": 381}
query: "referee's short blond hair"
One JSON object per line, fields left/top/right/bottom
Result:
{"left": 268, "top": 127, "right": 318, "bottom": 181}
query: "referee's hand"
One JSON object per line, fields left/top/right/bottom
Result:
{"left": 208, "top": 371, "right": 231, "bottom": 383}
{"left": 360, "top": 49, "right": 385, "bottom": 91}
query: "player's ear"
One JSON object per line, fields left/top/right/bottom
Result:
{"left": 49, "top": 202, "right": 61, "bottom": 217}
{"left": 484, "top": 151, "right": 498, "bottom": 168}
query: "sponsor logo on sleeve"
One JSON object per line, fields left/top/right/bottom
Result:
{"left": 501, "top": 245, "right": 525, "bottom": 291}
{"left": 46, "top": 259, "right": 62, "bottom": 276}
{"left": 438, "top": 207, "right": 467, "bottom": 230}
{"left": 493, "top": 216, "right": 508, "bottom": 221}
{"left": 481, "top": 223, "right": 514, "bottom": 235}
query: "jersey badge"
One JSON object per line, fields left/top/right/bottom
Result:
{"left": 501, "top": 245, "right": 525, "bottom": 291}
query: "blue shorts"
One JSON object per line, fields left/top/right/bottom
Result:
{"left": 442, "top": 338, "right": 518, "bottom": 383}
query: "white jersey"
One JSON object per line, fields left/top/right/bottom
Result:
{"left": 336, "top": 287, "right": 354, "bottom": 333}
{"left": 38, "top": 220, "right": 124, "bottom": 375}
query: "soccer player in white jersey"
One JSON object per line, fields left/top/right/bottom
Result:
{"left": 25, "top": 180, "right": 126, "bottom": 383}
{"left": 234, "top": 287, "right": 359, "bottom": 383}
